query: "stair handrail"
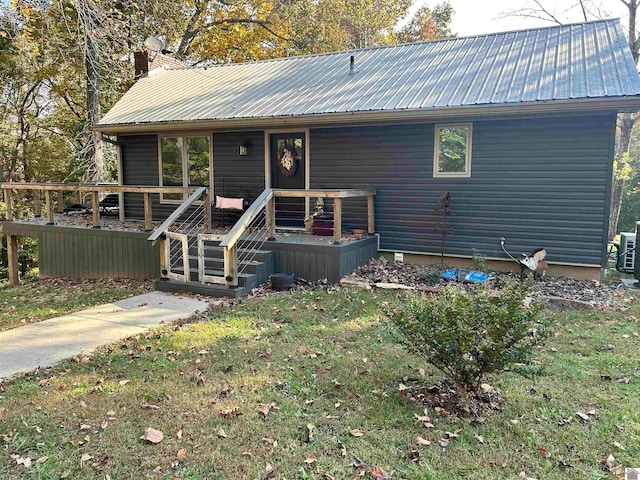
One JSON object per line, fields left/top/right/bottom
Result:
{"left": 147, "top": 187, "right": 209, "bottom": 244}
{"left": 220, "top": 188, "right": 273, "bottom": 286}
{"left": 220, "top": 188, "right": 273, "bottom": 249}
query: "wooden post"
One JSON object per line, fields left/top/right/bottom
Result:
{"left": 57, "top": 190, "right": 64, "bottom": 213}
{"left": 333, "top": 197, "right": 342, "bottom": 244}
{"left": 367, "top": 194, "right": 375, "bottom": 234}
{"left": 77, "top": 191, "right": 82, "bottom": 204}
{"left": 266, "top": 196, "right": 276, "bottom": 240}
{"left": 224, "top": 245, "right": 238, "bottom": 287}
{"left": 91, "top": 191, "right": 100, "bottom": 228}
{"left": 159, "top": 237, "right": 168, "bottom": 277}
{"left": 181, "top": 236, "right": 191, "bottom": 282}
{"left": 143, "top": 192, "right": 152, "bottom": 231}
{"left": 34, "top": 190, "right": 41, "bottom": 217}
{"left": 7, "top": 234, "right": 19, "bottom": 286}
{"left": 45, "top": 190, "right": 55, "bottom": 224}
{"left": 3, "top": 189, "right": 12, "bottom": 221}
{"left": 202, "top": 191, "right": 211, "bottom": 234}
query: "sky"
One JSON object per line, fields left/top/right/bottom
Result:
{"left": 410, "top": 0, "right": 631, "bottom": 36}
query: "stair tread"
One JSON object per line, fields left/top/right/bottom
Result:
{"left": 188, "top": 255, "right": 261, "bottom": 265}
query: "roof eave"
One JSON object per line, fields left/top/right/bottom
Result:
{"left": 95, "top": 97, "right": 640, "bottom": 134}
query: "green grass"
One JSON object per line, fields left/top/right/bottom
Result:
{"left": 0, "top": 278, "right": 152, "bottom": 332}
{"left": 0, "top": 288, "right": 639, "bottom": 479}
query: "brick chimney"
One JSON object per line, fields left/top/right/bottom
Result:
{"left": 134, "top": 51, "right": 184, "bottom": 79}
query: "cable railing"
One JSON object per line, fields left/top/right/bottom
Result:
{"left": 218, "top": 189, "right": 274, "bottom": 287}
{"left": 147, "top": 187, "right": 211, "bottom": 283}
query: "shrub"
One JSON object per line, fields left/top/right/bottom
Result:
{"left": 388, "top": 282, "right": 549, "bottom": 402}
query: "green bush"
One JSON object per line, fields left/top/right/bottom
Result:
{"left": 388, "top": 282, "right": 549, "bottom": 401}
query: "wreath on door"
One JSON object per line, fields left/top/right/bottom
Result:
{"left": 279, "top": 148, "right": 297, "bottom": 177}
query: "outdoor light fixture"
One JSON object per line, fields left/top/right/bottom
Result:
{"left": 239, "top": 140, "right": 251, "bottom": 156}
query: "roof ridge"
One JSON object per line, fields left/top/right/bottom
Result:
{"left": 164, "top": 18, "right": 621, "bottom": 72}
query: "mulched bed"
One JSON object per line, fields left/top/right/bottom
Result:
{"left": 353, "top": 258, "right": 615, "bottom": 308}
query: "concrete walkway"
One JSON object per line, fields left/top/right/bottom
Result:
{"left": 0, "top": 291, "right": 209, "bottom": 379}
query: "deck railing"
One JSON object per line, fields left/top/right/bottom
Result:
{"left": 0, "top": 182, "right": 203, "bottom": 286}
{"left": 147, "top": 187, "right": 210, "bottom": 283}
{"left": 0, "top": 182, "right": 200, "bottom": 231}
{"left": 1, "top": 183, "right": 375, "bottom": 289}
{"left": 218, "top": 188, "right": 376, "bottom": 287}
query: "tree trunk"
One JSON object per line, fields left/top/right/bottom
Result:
{"left": 85, "top": 27, "right": 104, "bottom": 183}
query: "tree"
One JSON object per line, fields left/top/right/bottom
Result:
{"left": 502, "top": 0, "right": 639, "bottom": 239}
{"left": 398, "top": 2, "right": 454, "bottom": 43}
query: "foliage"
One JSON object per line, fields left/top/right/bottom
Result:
{"left": 471, "top": 247, "right": 487, "bottom": 270}
{"left": 398, "top": 1, "right": 454, "bottom": 43}
{"left": 437, "top": 126, "right": 468, "bottom": 173}
{"left": 387, "top": 282, "right": 550, "bottom": 399}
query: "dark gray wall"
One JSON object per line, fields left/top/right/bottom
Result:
{"left": 119, "top": 113, "right": 615, "bottom": 267}
{"left": 310, "top": 114, "right": 615, "bottom": 266}
{"left": 119, "top": 132, "right": 264, "bottom": 225}
{"left": 211, "top": 131, "right": 265, "bottom": 225}
{"left": 119, "top": 134, "right": 171, "bottom": 220}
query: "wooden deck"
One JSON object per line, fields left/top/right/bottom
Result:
{"left": 2, "top": 218, "right": 378, "bottom": 288}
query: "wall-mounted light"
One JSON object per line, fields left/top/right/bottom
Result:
{"left": 239, "top": 140, "right": 251, "bottom": 156}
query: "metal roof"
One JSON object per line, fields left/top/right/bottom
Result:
{"left": 100, "top": 19, "right": 640, "bottom": 128}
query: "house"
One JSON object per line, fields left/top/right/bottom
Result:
{"left": 3, "top": 19, "right": 640, "bottom": 294}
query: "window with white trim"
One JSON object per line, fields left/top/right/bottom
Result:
{"left": 433, "top": 123, "right": 472, "bottom": 178}
{"left": 159, "top": 135, "right": 211, "bottom": 202}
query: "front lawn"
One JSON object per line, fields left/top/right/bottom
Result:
{"left": 0, "top": 279, "right": 152, "bottom": 332}
{"left": 0, "top": 287, "right": 638, "bottom": 479}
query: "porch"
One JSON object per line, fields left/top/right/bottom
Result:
{"left": 1, "top": 183, "right": 377, "bottom": 296}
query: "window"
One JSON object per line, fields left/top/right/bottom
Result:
{"left": 433, "top": 124, "right": 472, "bottom": 178}
{"left": 159, "top": 135, "right": 211, "bottom": 202}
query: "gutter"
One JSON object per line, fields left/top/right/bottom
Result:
{"left": 94, "top": 97, "right": 640, "bottom": 134}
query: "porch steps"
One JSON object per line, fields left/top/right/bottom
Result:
{"left": 158, "top": 242, "right": 276, "bottom": 298}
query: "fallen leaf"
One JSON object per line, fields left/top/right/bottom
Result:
{"left": 106, "top": 410, "right": 115, "bottom": 417}
{"left": 100, "top": 420, "right": 108, "bottom": 430}
{"left": 60, "top": 470, "right": 71, "bottom": 479}
{"left": 370, "top": 466, "right": 389, "bottom": 480}
{"left": 306, "top": 423, "right": 315, "bottom": 442}
{"left": 176, "top": 448, "right": 187, "bottom": 459}
{"left": 606, "top": 454, "right": 615, "bottom": 470}
{"left": 415, "top": 436, "right": 431, "bottom": 446}
{"left": 35, "top": 457, "right": 48, "bottom": 464}
{"left": 350, "top": 429, "right": 365, "bottom": 437}
{"left": 540, "top": 447, "right": 551, "bottom": 458}
{"left": 217, "top": 428, "right": 228, "bottom": 438}
{"left": 398, "top": 383, "right": 407, "bottom": 398}
{"left": 118, "top": 379, "right": 130, "bottom": 386}
{"left": 439, "top": 438, "right": 450, "bottom": 448}
{"left": 304, "top": 456, "right": 316, "bottom": 464}
{"left": 259, "top": 404, "right": 271, "bottom": 418}
{"left": 333, "top": 379, "right": 342, "bottom": 388}
{"left": 80, "top": 453, "right": 93, "bottom": 462}
{"left": 613, "top": 441, "right": 625, "bottom": 451}
{"left": 141, "top": 427, "right": 164, "bottom": 444}
{"left": 474, "top": 434, "right": 484, "bottom": 444}
{"left": 350, "top": 456, "right": 364, "bottom": 468}
{"left": 575, "top": 412, "right": 590, "bottom": 421}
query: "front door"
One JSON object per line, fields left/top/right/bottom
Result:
{"left": 270, "top": 132, "right": 306, "bottom": 227}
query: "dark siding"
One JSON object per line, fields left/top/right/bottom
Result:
{"left": 119, "top": 132, "right": 265, "bottom": 225}
{"left": 119, "top": 134, "right": 175, "bottom": 220}
{"left": 212, "top": 131, "right": 265, "bottom": 225}
{"left": 36, "top": 226, "right": 160, "bottom": 279}
{"left": 310, "top": 114, "right": 615, "bottom": 266}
